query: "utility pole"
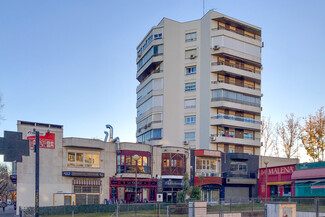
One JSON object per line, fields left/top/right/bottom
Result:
{"left": 35, "top": 130, "right": 40, "bottom": 217}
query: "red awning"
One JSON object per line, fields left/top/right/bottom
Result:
{"left": 292, "top": 168, "right": 325, "bottom": 180}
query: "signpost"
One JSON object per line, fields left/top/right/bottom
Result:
{"left": 35, "top": 130, "right": 40, "bottom": 217}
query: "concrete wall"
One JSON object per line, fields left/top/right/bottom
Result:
{"left": 259, "top": 156, "right": 300, "bottom": 168}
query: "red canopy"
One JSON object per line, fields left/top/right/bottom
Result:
{"left": 292, "top": 168, "right": 325, "bottom": 180}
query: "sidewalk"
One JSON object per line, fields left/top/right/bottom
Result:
{"left": 0, "top": 205, "right": 17, "bottom": 217}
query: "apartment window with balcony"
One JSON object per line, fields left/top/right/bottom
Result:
{"left": 244, "top": 132, "right": 253, "bottom": 140}
{"left": 116, "top": 151, "right": 151, "bottom": 174}
{"left": 185, "top": 82, "right": 196, "bottom": 91}
{"left": 185, "top": 32, "right": 197, "bottom": 42}
{"left": 211, "top": 89, "right": 261, "bottom": 107}
{"left": 137, "top": 44, "right": 164, "bottom": 71}
{"left": 186, "top": 66, "right": 196, "bottom": 75}
{"left": 185, "top": 116, "right": 196, "bottom": 124}
{"left": 137, "top": 129, "right": 162, "bottom": 143}
{"left": 68, "top": 151, "right": 100, "bottom": 168}
{"left": 185, "top": 132, "right": 196, "bottom": 141}
{"left": 162, "top": 153, "right": 186, "bottom": 175}
{"left": 195, "top": 157, "right": 220, "bottom": 177}
{"left": 185, "top": 99, "right": 196, "bottom": 108}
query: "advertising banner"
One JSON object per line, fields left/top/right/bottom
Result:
{"left": 27, "top": 131, "right": 55, "bottom": 149}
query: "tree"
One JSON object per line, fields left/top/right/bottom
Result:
{"left": 301, "top": 107, "right": 325, "bottom": 162}
{"left": 0, "top": 163, "right": 12, "bottom": 201}
{"left": 261, "top": 116, "right": 277, "bottom": 156}
{"left": 276, "top": 113, "right": 301, "bottom": 158}
{"left": 177, "top": 172, "right": 201, "bottom": 202}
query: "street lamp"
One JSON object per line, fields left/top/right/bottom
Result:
{"left": 264, "top": 160, "right": 269, "bottom": 202}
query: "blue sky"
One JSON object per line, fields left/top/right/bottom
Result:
{"left": 0, "top": 0, "right": 325, "bottom": 159}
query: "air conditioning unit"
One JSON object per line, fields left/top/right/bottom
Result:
{"left": 213, "top": 45, "right": 220, "bottom": 50}
{"left": 138, "top": 53, "right": 141, "bottom": 57}
{"left": 138, "top": 129, "right": 141, "bottom": 133}
{"left": 144, "top": 124, "right": 148, "bottom": 129}
{"left": 183, "top": 140, "right": 189, "bottom": 145}
{"left": 190, "top": 54, "right": 196, "bottom": 59}
{"left": 210, "top": 136, "right": 216, "bottom": 141}
{"left": 148, "top": 122, "right": 152, "bottom": 127}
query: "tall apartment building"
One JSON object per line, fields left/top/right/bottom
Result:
{"left": 136, "top": 10, "right": 262, "bottom": 155}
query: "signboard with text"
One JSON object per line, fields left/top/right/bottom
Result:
{"left": 27, "top": 131, "right": 55, "bottom": 149}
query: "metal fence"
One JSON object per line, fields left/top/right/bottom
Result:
{"left": 20, "top": 198, "right": 325, "bottom": 217}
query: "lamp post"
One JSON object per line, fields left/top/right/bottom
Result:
{"left": 264, "top": 160, "right": 269, "bottom": 202}
{"left": 133, "top": 154, "right": 140, "bottom": 215}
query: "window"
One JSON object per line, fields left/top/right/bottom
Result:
{"left": 230, "top": 161, "right": 248, "bottom": 174}
{"left": 185, "top": 82, "right": 196, "bottom": 91}
{"left": 137, "top": 45, "right": 164, "bottom": 70}
{"left": 186, "top": 66, "right": 196, "bottom": 75}
{"left": 116, "top": 151, "right": 151, "bottom": 174}
{"left": 154, "top": 33, "right": 162, "bottom": 40}
{"left": 185, "top": 99, "right": 196, "bottom": 108}
{"left": 244, "top": 132, "right": 253, "bottom": 140}
{"left": 137, "top": 129, "right": 162, "bottom": 143}
{"left": 161, "top": 153, "right": 186, "bottom": 175}
{"left": 185, "top": 132, "right": 196, "bottom": 141}
{"left": 185, "top": 32, "right": 197, "bottom": 42}
{"left": 185, "top": 49, "right": 197, "bottom": 59}
{"left": 68, "top": 152, "right": 100, "bottom": 168}
{"left": 185, "top": 116, "right": 196, "bottom": 124}
{"left": 211, "top": 89, "right": 261, "bottom": 107}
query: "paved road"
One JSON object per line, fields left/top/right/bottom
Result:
{"left": 0, "top": 205, "right": 17, "bottom": 217}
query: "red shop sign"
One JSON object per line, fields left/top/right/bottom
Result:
{"left": 27, "top": 132, "right": 55, "bottom": 149}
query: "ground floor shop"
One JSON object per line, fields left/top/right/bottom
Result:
{"left": 109, "top": 178, "right": 157, "bottom": 203}
{"left": 162, "top": 178, "right": 184, "bottom": 203}
{"left": 193, "top": 177, "right": 222, "bottom": 202}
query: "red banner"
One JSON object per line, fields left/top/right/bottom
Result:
{"left": 27, "top": 132, "right": 55, "bottom": 149}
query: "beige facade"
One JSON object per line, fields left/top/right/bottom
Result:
{"left": 16, "top": 120, "right": 191, "bottom": 212}
{"left": 136, "top": 10, "right": 262, "bottom": 155}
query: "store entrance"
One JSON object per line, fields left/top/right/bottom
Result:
{"left": 126, "top": 193, "right": 135, "bottom": 203}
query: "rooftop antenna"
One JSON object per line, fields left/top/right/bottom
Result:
{"left": 203, "top": 0, "right": 205, "bottom": 16}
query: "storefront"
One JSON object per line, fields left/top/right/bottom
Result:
{"left": 259, "top": 164, "right": 295, "bottom": 199}
{"left": 191, "top": 149, "right": 222, "bottom": 202}
{"left": 292, "top": 162, "right": 325, "bottom": 197}
{"left": 162, "top": 178, "right": 184, "bottom": 203}
{"left": 110, "top": 178, "right": 157, "bottom": 203}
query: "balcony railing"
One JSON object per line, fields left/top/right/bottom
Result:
{"left": 223, "top": 172, "right": 257, "bottom": 179}
{"left": 210, "top": 134, "right": 256, "bottom": 141}
{"left": 211, "top": 114, "right": 261, "bottom": 124}
{"left": 195, "top": 171, "right": 221, "bottom": 177}
{"left": 212, "top": 26, "right": 261, "bottom": 41}
{"left": 136, "top": 70, "right": 163, "bottom": 91}
{"left": 211, "top": 61, "right": 261, "bottom": 74}
{"left": 211, "top": 97, "right": 260, "bottom": 107}
{"left": 211, "top": 80, "right": 261, "bottom": 91}
{"left": 161, "top": 167, "right": 186, "bottom": 176}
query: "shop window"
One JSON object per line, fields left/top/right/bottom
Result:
{"left": 161, "top": 153, "right": 186, "bottom": 175}
{"left": 116, "top": 151, "right": 151, "bottom": 174}
{"left": 68, "top": 151, "right": 100, "bottom": 168}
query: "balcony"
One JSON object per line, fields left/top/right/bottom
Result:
{"left": 210, "top": 114, "right": 261, "bottom": 130}
{"left": 210, "top": 81, "right": 261, "bottom": 97}
{"left": 211, "top": 61, "right": 261, "bottom": 81}
{"left": 210, "top": 134, "right": 260, "bottom": 147}
{"left": 136, "top": 55, "right": 163, "bottom": 82}
{"left": 210, "top": 100, "right": 261, "bottom": 114}
{"left": 136, "top": 70, "right": 164, "bottom": 93}
{"left": 211, "top": 46, "right": 261, "bottom": 66}
{"left": 211, "top": 27, "right": 261, "bottom": 47}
